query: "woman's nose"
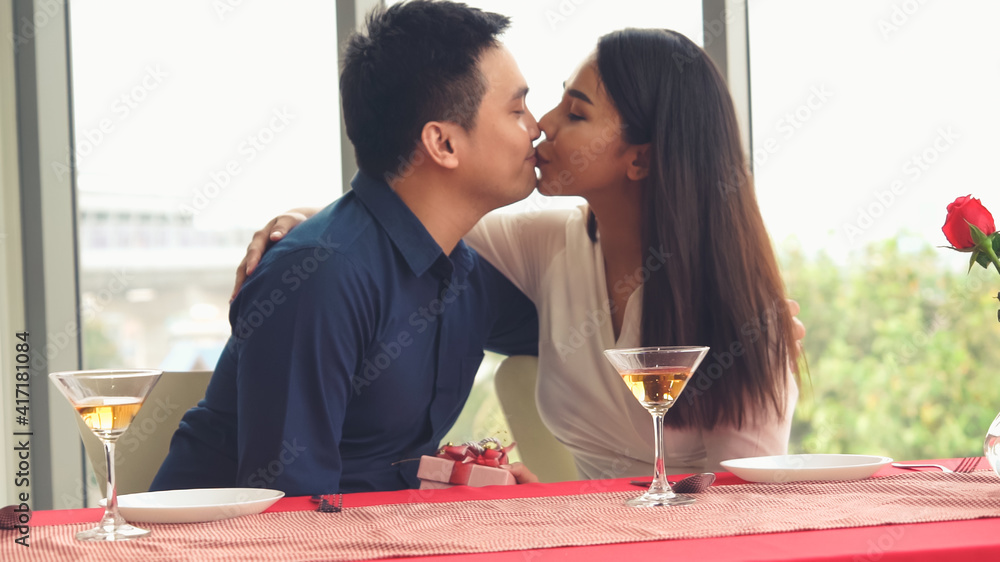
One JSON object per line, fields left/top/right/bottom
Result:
{"left": 538, "top": 108, "right": 557, "bottom": 139}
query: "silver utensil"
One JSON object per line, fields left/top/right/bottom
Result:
{"left": 629, "top": 472, "right": 716, "bottom": 493}
{"left": 891, "top": 463, "right": 953, "bottom": 473}
{"left": 955, "top": 456, "right": 982, "bottom": 473}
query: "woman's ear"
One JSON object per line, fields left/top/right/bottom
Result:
{"left": 625, "top": 143, "right": 651, "bottom": 181}
{"left": 420, "top": 121, "right": 460, "bottom": 169}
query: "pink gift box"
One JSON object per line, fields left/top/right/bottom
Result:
{"left": 416, "top": 455, "right": 516, "bottom": 489}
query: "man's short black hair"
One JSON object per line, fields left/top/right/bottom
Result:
{"left": 341, "top": 1, "right": 510, "bottom": 181}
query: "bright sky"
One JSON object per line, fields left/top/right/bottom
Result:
{"left": 69, "top": 1, "right": 1000, "bottom": 273}
{"left": 748, "top": 0, "right": 1000, "bottom": 269}
{"left": 69, "top": 0, "right": 341, "bottom": 229}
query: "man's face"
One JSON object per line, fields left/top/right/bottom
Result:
{"left": 457, "top": 45, "right": 540, "bottom": 208}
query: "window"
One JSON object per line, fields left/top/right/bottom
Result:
{"left": 70, "top": 1, "right": 341, "bottom": 372}
{"left": 65, "top": 0, "right": 343, "bottom": 506}
{"left": 749, "top": 0, "right": 1000, "bottom": 459}
{"left": 26, "top": 1, "right": 988, "bottom": 507}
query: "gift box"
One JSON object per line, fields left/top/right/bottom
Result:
{"left": 416, "top": 439, "right": 517, "bottom": 489}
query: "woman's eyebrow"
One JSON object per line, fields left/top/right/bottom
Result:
{"left": 566, "top": 88, "right": 593, "bottom": 105}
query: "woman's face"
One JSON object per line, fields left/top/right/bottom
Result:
{"left": 535, "top": 56, "right": 636, "bottom": 198}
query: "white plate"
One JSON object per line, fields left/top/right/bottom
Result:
{"left": 720, "top": 454, "right": 893, "bottom": 483}
{"left": 105, "top": 488, "right": 285, "bottom": 524}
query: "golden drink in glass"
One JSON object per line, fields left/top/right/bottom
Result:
{"left": 49, "top": 370, "right": 162, "bottom": 541}
{"left": 604, "top": 347, "right": 709, "bottom": 507}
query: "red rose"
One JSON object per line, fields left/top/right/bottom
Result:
{"left": 942, "top": 195, "right": 996, "bottom": 249}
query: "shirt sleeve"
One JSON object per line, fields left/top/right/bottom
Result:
{"left": 700, "top": 368, "right": 799, "bottom": 471}
{"left": 464, "top": 208, "right": 574, "bottom": 303}
{"left": 230, "top": 249, "right": 373, "bottom": 495}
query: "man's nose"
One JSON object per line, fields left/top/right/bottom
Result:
{"left": 526, "top": 111, "right": 541, "bottom": 141}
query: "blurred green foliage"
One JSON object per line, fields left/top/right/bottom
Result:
{"left": 78, "top": 239, "right": 997, "bottom": 465}
{"left": 449, "top": 237, "right": 1000, "bottom": 465}
{"left": 785, "top": 238, "right": 1000, "bottom": 460}
{"left": 82, "top": 318, "right": 122, "bottom": 370}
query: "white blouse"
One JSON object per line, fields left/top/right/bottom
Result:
{"left": 465, "top": 206, "right": 797, "bottom": 480}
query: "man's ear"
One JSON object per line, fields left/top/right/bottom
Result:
{"left": 420, "top": 121, "right": 461, "bottom": 169}
{"left": 625, "top": 143, "right": 651, "bottom": 181}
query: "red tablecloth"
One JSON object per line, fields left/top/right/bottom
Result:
{"left": 19, "top": 458, "right": 1000, "bottom": 561}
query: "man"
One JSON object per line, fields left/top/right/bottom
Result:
{"left": 151, "top": 0, "right": 540, "bottom": 495}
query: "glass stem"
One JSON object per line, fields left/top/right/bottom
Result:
{"left": 100, "top": 439, "right": 124, "bottom": 529}
{"left": 648, "top": 411, "right": 674, "bottom": 497}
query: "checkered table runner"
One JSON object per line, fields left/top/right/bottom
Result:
{"left": 5, "top": 470, "right": 1000, "bottom": 561}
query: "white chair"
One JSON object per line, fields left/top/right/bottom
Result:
{"left": 77, "top": 370, "right": 212, "bottom": 495}
{"left": 493, "top": 356, "right": 579, "bottom": 482}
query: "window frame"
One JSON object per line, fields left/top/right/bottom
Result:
{"left": 3, "top": 0, "right": 752, "bottom": 509}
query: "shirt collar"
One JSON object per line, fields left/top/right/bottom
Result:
{"left": 351, "top": 171, "right": 474, "bottom": 280}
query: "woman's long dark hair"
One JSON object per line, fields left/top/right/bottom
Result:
{"left": 593, "top": 28, "right": 799, "bottom": 429}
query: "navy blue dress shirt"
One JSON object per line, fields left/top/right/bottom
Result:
{"left": 150, "top": 172, "right": 538, "bottom": 495}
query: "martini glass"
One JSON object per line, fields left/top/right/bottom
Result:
{"left": 604, "top": 346, "right": 709, "bottom": 507}
{"left": 49, "top": 369, "right": 162, "bottom": 541}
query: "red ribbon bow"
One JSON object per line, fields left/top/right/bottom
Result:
{"left": 437, "top": 439, "right": 516, "bottom": 468}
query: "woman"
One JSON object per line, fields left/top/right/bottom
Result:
{"left": 237, "top": 29, "right": 802, "bottom": 480}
